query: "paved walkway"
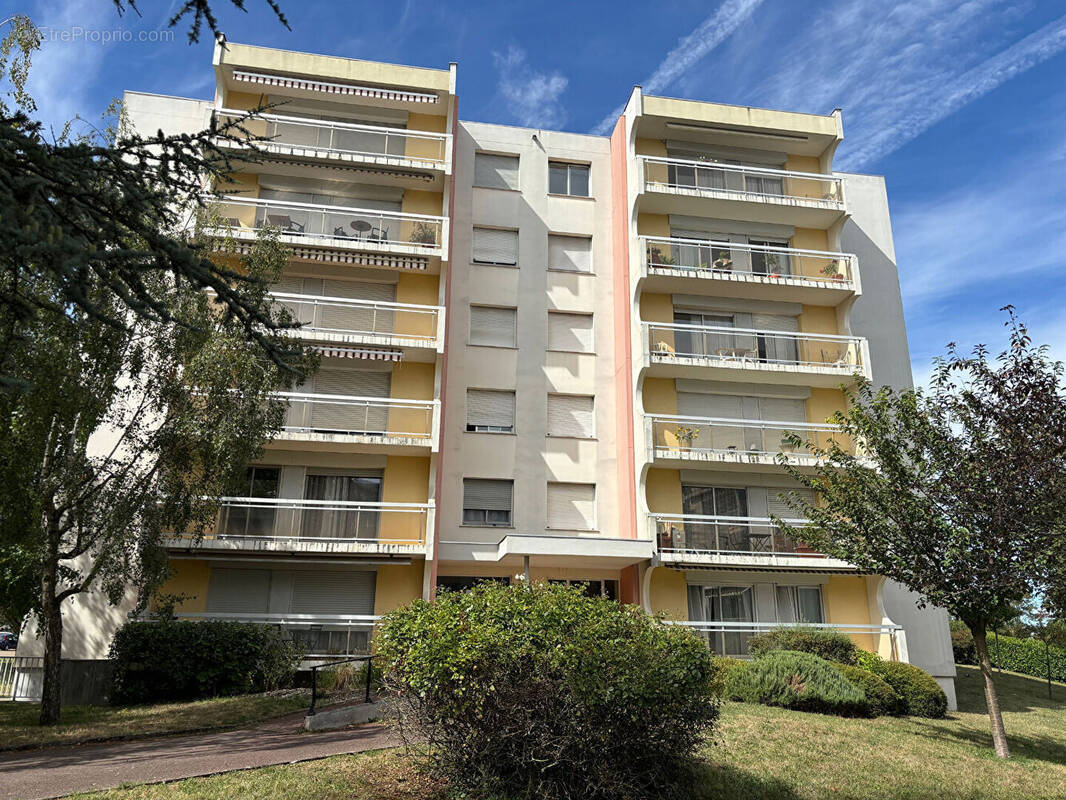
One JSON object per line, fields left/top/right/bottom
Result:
{"left": 0, "top": 710, "right": 397, "bottom": 800}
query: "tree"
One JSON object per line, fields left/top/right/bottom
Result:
{"left": 774, "top": 309, "right": 1066, "bottom": 758}
{"left": 0, "top": 224, "right": 311, "bottom": 725}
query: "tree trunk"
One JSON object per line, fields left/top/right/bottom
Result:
{"left": 972, "top": 627, "right": 1010, "bottom": 758}
{"left": 38, "top": 563, "right": 63, "bottom": 726}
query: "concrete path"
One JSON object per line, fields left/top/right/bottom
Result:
{"left": 0, "top": 710, "right": 398, "bottom": 800}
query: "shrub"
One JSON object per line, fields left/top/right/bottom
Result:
{"left": 866, "top": 660, "right": 947, "bottom": 718}
{"left": 377, "top": 581, "right": 719, "bottom": 800}
{"left": 110, "top": 620, "right": 302, "bottom": 705}
{"left": 950, "top": 620, "right": 976, "bottom": 665}
{"left": 856, "top": 649, "right": 884, "bottom": 672}
{"left": 987, "top": 633, "right": 1066, "bottom": 682}
{"left": 747, "top": 626, "right": 859, "bottom": 665}
{"left": 726, "top": 650, "right": 869, "bottom": 716}
{"left": 832, "top": 663, "right": 902, "bottom": 716}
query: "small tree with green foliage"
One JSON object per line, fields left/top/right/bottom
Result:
{"left": 774, "top": 309, "right": 1066, "bottom": 758}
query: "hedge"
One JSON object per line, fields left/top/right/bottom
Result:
{"left": 747, "top": 627, "right": 859, "bottom": 665}
{"left": 866, "top": 660, "right": 947, "bottom": 718}
{"left": 726, "top": 650, "right": 869, "bottom": 716}
{"left": 110, "top": 620, "right": 302, "bottom": 705}
{"left": 985, "top": 634, "right": 1066, "bottom": 682}
{"left": 833, "top": 663, "right": 902, "bottom": 716}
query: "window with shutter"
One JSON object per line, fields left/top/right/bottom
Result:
{"left": 546, "top": 483, "right": 596, "bottom": 530}
{"left": 547, "top": 394, "right": 594, "bottom": 438}
{"left": 291, "top": 570, "right": 376, "bottom": 614}
{"left": 765, "top": 488, "right": 815, "bottom": 520}
{"left": 548, "top": 235, "right": 592, "bottom": 272}
{"left": 469, "top": 306, "right": 517, "bottom": 347}
{"left": 474, "top": 153, "right": 520, "bottom": 190}
{"left": 759, "top": 397, "right": 806, "bottom": 422}
{"left": 206, "top": 568, "right": 272, "bottom": 613}
{"left": 472, "top": 227, "right": 519, "bottom": 265}
{"left": 547, "top": 312, "right": 593, "bottom": 353}
{"left": 462, "top": 478, "right": 513, "bottom": 526}
{"left": 467, "top": 389, "right": 516, "bottom": 432}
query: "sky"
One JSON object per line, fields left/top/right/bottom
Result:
{"left": 11, "top": 0, "right": 1066, "bottom": 388}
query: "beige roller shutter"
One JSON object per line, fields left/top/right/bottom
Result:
{"left": 547, "top": 312, "right": 593, "bottom": 353}
{"left": 206, "top": 568, "right": 272, "bottom": 613}
{"left": 463, "top": 479, "right": 513, "bottom": 511}
{"left": 319, "top": 279, "right": 396, "bottom": 334}
{"left": 467, "top": 389, "right": 516, "bottom": 431}
{"left": 470, "top": 306, "right": 517, "bottom": 347}
{"left": 290, "top": 570, "right": 376, "bottom": 614}
{"left": 548, "top": 235, "right": 592, "bottom": 272}
{"left": 472, "top": 227, "right": 518, "bottom": 265}
{"left": 311, "top": 369, "right": 391, "bottom": 433}
{"left": 759, "top": 397, "right": 806, "bottom": 422}
{"left": 474, "top": 153, "right": 520, "bottom": 190}
{"left": 677, "top": 392, "right": 742, "bottom": 419}
{"left": 547, "top": 482, "right": 596, "bottom": 530}
{"left": 766, "top": 488, "right": 815, "bottom": 519}
{"left": 547, "top": 394, "right": 594, "bottom": 438}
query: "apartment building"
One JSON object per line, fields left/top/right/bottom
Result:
{"left": 16, "top": 41, "right": 956, "bottom": 707}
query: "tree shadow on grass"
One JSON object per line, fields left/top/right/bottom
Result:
{"left": 954, "top": 665, "right": 1066, "bottom": 714}
{"left": 905, "top": 718, "right": 1066, "bottom": 766}
{"left": 688, "top": 759, "right": 803, "bottom": 800}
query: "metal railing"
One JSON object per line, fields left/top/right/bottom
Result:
{"left": 309, "top": 655, "right": 376, "bottom": 716}
{"left": 646, "top": 322, "right": 866, "bottom": 373}
{"left": 270, "top": 291, "right": 443, "bottom": 345}
{"left": 173, "top": 612, "right": 381, "bottom": 658}
{"left": 651, "top": 513, "right": 816, "bottom": 557}
{"left": 642, "top": 236, "right": 856, "bottom": 286}
{"left": 215, "top": 108, "right": 449, "bottom": 166}
{"left": 209, "top": 196, "right": 445, "bottom": 249}
{"left": 640, "top": 156, "right": 845, "bottom": 207}
{"left": 669, "top": 621, "right": 905, "bottom": 661}
{"left": 277, "top": 391, "right": 437, "bottom": 441}
{"left": 646, "top": 413, "right": 840, "bottom": 461}
{"left": 0, "top": 656, "right": 42, "bottom": 701}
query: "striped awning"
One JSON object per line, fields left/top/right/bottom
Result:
{"left": 289, "top": 246, "right": 429, "bottom": 271}
{"left": 313, "top": 346, "right": 402, "bottom": 362}
{"left": 232, "top": 70, "right": 439, "bottom": 104}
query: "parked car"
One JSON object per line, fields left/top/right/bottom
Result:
{"left": 0, "top": 632, "right": 17, "bottom": 651}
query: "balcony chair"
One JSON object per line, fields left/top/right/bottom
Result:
{"left": 266, "top": 214, "right": 305, "bottom": 234}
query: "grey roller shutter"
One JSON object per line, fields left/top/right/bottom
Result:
{"left": 320, "top": 279, "right": 396, "bottom": 334}
{"left": 766, "top": 488, "right": 815, "bottom": 519}
{"left": 759, "top": 397, "right": 806, "bottom": 422}
{"left": 290, "top": 570, "right": 376, "bottom": 614}
{"left": 547, "top": 312, "right": 593, "bottom": 353}
{"left": 472, "top": 227, "right": 519, "bottom": 265}
{"left": 548, "top": 235, "right": 592, "bottom": 272}
{"left": 463, "top": 479, "right": 512, "bottom": 511}
{"left": 677, "top": 392, "right": 742, "bottom": 419}
{"left": 547, "top": 483, "right": 596, "bottom": 530}
{"left": 470, "top": 306, "right": 516, "bottom": 347}
{"left": 467, "top": 390, "right": 516, "bottom": 431}
{"left": 206, "top": 568, "right": 271, "bottom": 613}
{"left": 474, "top": 153, "right": 520, "bottom": 190}
{"left": 310, "top": 369, "right": 391, "bottom": 433}
{"left": 547, "top": 394, "right": 594, "bottom": 438}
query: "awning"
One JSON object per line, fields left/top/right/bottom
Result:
{"left": 232, "top": 70, "right": 439, "bottom": 104}
{"left": 289, "top": 246, "right": 429, "bottom": 271}
{"left": 313, "top": 346, "right": 402, "bottom": 362}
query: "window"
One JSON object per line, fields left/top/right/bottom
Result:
{"left": 548, "top": 235, "right": 592, "bottom": 273}
{"left": 680, "top": 486, "right": 749, "bottom": 552}
{"left": 776, "top": 585, "right": 824, "bottom": 623}
{"left": 219, "top": 466, "right": 280, "bottom": 537}
{"left": 547, "top": 394, "right": 594, "bottom": 438}
{"left": 474, "top": 153, "right": 520, "bottom": 190}
{"left": 547, "top": 312, "right": 593, "bottom": 353}
{"left": 547, "top": 482, "right": 596, "bottom": 530}
{"left": 462, "top": 478, "right": 514, "bottom": 527}
{"left": 686, "top": 584, "right": 755, "bottom": 657}
{"left": 469, "top": 305, "right": 517, "bottom": 347}
{"left": 549, "top": 579, "right": 618, "bottom": 600}
{"left": 303, "top": 472, "right": 383, "bottom": 540}
{"left": 437, "top": 575, "right": 509, "bottom": 592}
{"left": 472, "top": 227, "right": 519, "bottom": 265}
{"left": 548, "top": 161, "right": 590, "bottom": 197}
{"left": 467, "top": 389, "right": 516, "bottom": 432}
{"left": 749, "top": 239, "right": 792, "bottom": 276}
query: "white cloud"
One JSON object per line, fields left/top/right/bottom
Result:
{"left": 493, "top": 45, "right": 569, "bottom": 129}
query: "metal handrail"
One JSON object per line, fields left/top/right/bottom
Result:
{"left": 641, "top": 155, "right": 842, "bottom": 182}
{"left": 646, "top": 321, "right": 862, "bottom": 341}
{"left": 309, "top": 654, "right": 376, "bottom": 716}
{"left": 646, "top": 413, "right": 838, "bottom": 432}
{"left": 270, "top": 291, "right": 442, "bottom": 313}
{"left": 215, "top": 194, "right": 446, "bottom": 223}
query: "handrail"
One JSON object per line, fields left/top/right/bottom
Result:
{"left": 275, "top": 390, "right": 437, "bottom": 409}
{"left": 269, "top": 290, "right": 442, "bottom": 314}
{"left": 651, "top": 513, "right": 810, "bottom": 525}
{"left": 645, "top": 321, "right": 862, "bottom": 342}
{"left": 646, "top": 412, "right": 838, "bottom": 432}
{"left": 668, "top": 621, "right": 902, "bottom": 632}
{"left": 212, "top": 497, "right": 432, "bottom": 511}
{"left": 640, "top": 155, "right": 842, "bottom": 183}
{"left": 640, "top": 234, "right": 853, "bottom": 262}
{"left": 309, "top": 654, "right": 376, "bottom": 716}
{"left": 215, "top": 194, "right": 446, "bottom": 223}
{"left": 217, "top": 107, "right": 449, "bottom": 141}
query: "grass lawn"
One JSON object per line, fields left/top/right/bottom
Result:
{"left": 66, "top": 665, "right": 1066, "bottom": 800}
{"left": 0, "top": 690, "right": 311, "bottom": 751}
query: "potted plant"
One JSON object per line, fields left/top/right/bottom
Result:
{"left": 675, "top": 425, "right": 699, "bottom": 452}
{"left": 820, "top": 262, "right": 846, "bottom": 281}
{"left": 410, "top": 221, "right": 438, "bottom": 245}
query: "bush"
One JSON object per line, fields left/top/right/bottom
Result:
{"left": 832, "top": 663, "right": 902, "bottom": 716}
{"left": 866, "top": 660, "right": 947, "bottom": 718}
{"left": 726, "top": 650, "right": 868, "bottom": 716}
{"left": 987, "top": 633, "right": 1066, "bottom": 682}
{"left": 110, "top": 620, "right": 302, "bottom": 705}
{"left": 950, "top": 620, "right": 976, "bottom": 665}
{"left": 747, "top": 626, "right": 859, "bottom": 665}
{"left": 377, "top": 581, "right": 719, "bottom": 800}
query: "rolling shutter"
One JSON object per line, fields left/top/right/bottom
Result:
{"left": 548, "top": 235, "right": 592, "bottom": 272}
{"left": 206, "top": 568, "right": 271, "bottom": 613}
{"left": 467, "top": 390, "right": 516, "bottom": 430}
{"left": 320, "top": 279, "right": 396, "bottom": 334}
{"left": 766, "top": 488, "right": 815, "bottom": 519}
{"left": 547, "top": 394, "right": 594, "bottom": 438}
{"left": 474, "top": 153, "right": 520, "bottom": 190}
{"left": 290, "top": 570, "right": 376, "bottom": 614}
{"left": 547, "top": 483, "right": 596, "bottom": 530}
{"left": 547, "top": 312, "right": 593, "bottom": 353}
{"left": 462, "top": 479, "right": 513, "bottom": 511}
{"left": 759, "top": 397, "right": 806, "bottom": 422}
{"left": 313, "top": 368, "right": 390, "bottom": 397}
{"left": 469, "top": 306, "right": 516, "bottom": 347}
{"left": 472, "top": 228, "right": 519, "bottom": 265}
{"left": 311, "top": 369, "right": 390, "bottom": 433}
{"left": 677, "top": 392, "right": 742, "bottom": 419}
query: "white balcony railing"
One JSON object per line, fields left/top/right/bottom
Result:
{"left": 669, "top": 621, "right": 906, "bottom": 661}
{"left": 642, "top": 236, "right": 857, "bottom": 288}
{"left": 640, "top": 156, "right": 845, "bottom": 209}
{"left": 214, "top": 108, "right": 450, "bottom": 167}
{"left": 209, "top": 196, "right": 445, "bottom": 251}
{"left": 271, "top": 291, "right": 443, "bottom": 347}
{"left": 646, "top": 322, "right": 867, "bottom": 375}
{"left": 277, "top": 392, "right": 438, "bottom": 442}
{"left": 651, "top": 513, "right": 816, "bottom": 557}
{"left": 646, "top": 414, "right": 840, "bottom": 463}
{"left": 173, "top": 612, "right": 382, "bottom": 657}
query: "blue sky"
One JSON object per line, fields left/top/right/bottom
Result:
{"left": 14, "top": 0, "right": 1066, "bottom": 387}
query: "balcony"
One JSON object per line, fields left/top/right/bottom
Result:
{"left": 208, "top": 196, "right": 448, "bottom": 266}
{"left": 670, "top": 621, "right": 906, "bottom": 661}
{"left": 638, "top": 156, "right": 846, "bottom": 227}
{"left": 166, "top": 497, "right": 432, "bottom": 556}
{"left": 645, "top": 414, "right": 840, "bottom": 470}
{"left": 643, "top": 322, "right": 870, "bottom": 387}
{"left": 271, "top": 291, "right": 444, "bottom": 357}
{"left": 172, "top": 612, "right": 381, "bottom": 659}
{"left": 213, "top": 109, "right": 451, "bottom": 187}
{"left": 271, "top": 392, "right": 439, "bottom": 453}
{"left": 640, "top": 236, "right": 858, "bottom": 304}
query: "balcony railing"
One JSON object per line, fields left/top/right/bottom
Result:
{"left": 640, "top": 156, "right": 845, "bottom": 208}
{"left": 170, "top": 497, "right": 432, "bottom": 549}
{"left": 646, "top": 322, "right": 867, "bottom": 375}
{"left": 209, "top": 196, "right": 445, "bottom": 250}
{"left": 652, "top": 513, "right": 816, "bottom": 557}
{"left": 271, "top": 291, "right": 443, "bottom": 346}
{"left": 642, "top": 236, "right": 856, "bottom": 288}
{"left": 646, "top": 414, "right": 840, "bottom": 463}
{"left": 173, "top": 612, "right": 381, "bottom": 658}
{"left": 277, "top": 392, "right": 438, "bottom": 442}
{"left": 669, "top": 621, "right": 905, "bottom": 661}
{"left": 214, "top": 108, "right": 449, "bottom": 167}
{"left": 1, "top": 657, "right": 43, "bottom": 701}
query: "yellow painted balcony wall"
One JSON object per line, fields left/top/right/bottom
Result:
{"left": 373, "top": 562, "right": 425, "bottom": 615}
{"left": 649, "top": 567, "right": 689, "bottom": 620}
{"left": 381, "top": 454, "right": 431, "bottom": 542}
{"left": 386, "top": 361, "right": 436, "bottom": 442}
{"left": 405, "top": 112, "right": 448, "bottom": 162}
{"left": 824, "top": 575, "right": 876, "bottom": 652}
{"left": 155, "top": 559, "right": 210, "bottom": 614}
{"left": 394, "top": 272, "right": 441, "bottom": 342}
{"left": 645, "top": 467, "right": 683, "bottom": 515}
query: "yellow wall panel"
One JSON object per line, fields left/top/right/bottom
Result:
{"left": 395, "top": 273, "right": 441, "bottom": 341}
{"left": 373, "top": 562, "right": 425, "bottom": 614}
{"left": 156, "top": 560, "right": 210, "bottom": 613}
{"left": 635, "top": 138, "right": 668, "bottom": 157}
{"left": 798, "top": 304, "right": 839, "bottom": 336}
{"left": 824, "top": 575, "right": 875, "bottom": 652}
{"left": 642, "top": 377, "right": 679, "bottom": 415}
{"left": 645, "top": 468, "right": 683, "bottom": 514}
{"left": 637, "top": 213, "right": 671, "bottom": 238}
{"left": 380, "top": 456, "right": 431, "bottom": 542}
{"left": 649, "top": 567, "right": 689, "bottom": 620}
